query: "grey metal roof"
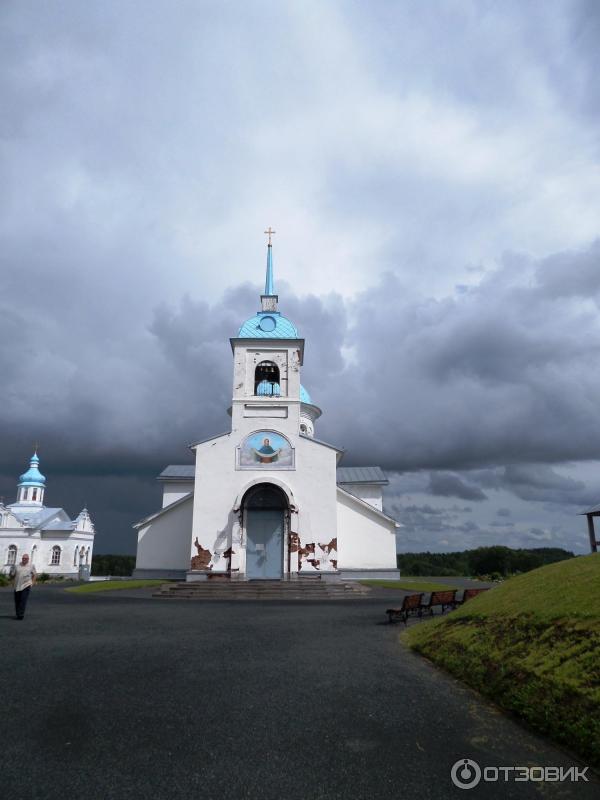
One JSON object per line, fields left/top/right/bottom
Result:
{"left": 189, "top": 431, "right": 230, "bottom": 449}
{"left": 42, "top": 519, "right": 76, "bottom": 531}
{"left": 578, "top": 502, "right": 600, "bottom": 515}
{"left": 336, "top": 485, "right": 399, "bottom": 526}
{"left": 336, "top": 466, "right": 388, "bottom": 486}
{"left": 9, "top": 507, "right": 70, "bottom": 527}
{"left": 133, "top": 492, "right": 194, "bottom": 529}
{"left": 158, "top": 465, "right": 195, "bottom": 480}
{"left": 299, "top": 434, "right": 344, "bottom": 453}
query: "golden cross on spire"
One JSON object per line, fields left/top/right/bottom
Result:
{"left": 264, "top": 226, "right": 276, "bottom": 246}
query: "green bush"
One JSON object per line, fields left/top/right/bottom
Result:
{"left": 37, "top": 573, "right": 50, "bottom": 582}
{"left": 91, "top": 554, "right": 135, "bottom": 576}
{"left": 0, "top": 573, "right": 9, "bottom": 587}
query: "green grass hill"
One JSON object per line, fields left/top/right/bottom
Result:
{"left": 405, "top": 553, "right": 600, "bottom": 767}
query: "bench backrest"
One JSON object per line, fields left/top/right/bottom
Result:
{"left": 429, "top": 590, "right": 456, "bottom": 605}
{"left": 402, "top": 593, "right": 423, "bottom": 610}
{"left": 463, "top": 587, "right": 488, "bottom": 601}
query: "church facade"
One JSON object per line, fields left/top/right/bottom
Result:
{"left": 134, "top": 240, "right": 399, "bottom": 581}
{"left": 1, "top": 452, "right": 96, "bottom": 578}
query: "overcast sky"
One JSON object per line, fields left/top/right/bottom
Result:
{"left": 1, "top": 1, "right": 600, "bottom": 555}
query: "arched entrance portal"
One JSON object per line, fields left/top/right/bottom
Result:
{"left": 244, "top": 484, "right": 287, "bottom": 579}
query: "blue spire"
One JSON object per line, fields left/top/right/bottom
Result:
{"left": 265, "top": 243, "right": 274, "bottom": 295}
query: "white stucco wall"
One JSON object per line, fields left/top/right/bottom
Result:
{"left": 1, "top": 532, "right": 94, "bottom": 577}
{"left": 162, "top": 482, "right": 193, "bottom": 508}
{"left": 336, "top": 489, "right": 397, "bottom": 569}
{"left": 339, "top": 483, "right": 383, "bottom": 511}
{"left": 135, "top": 494, "right": 194, "bottom": 572}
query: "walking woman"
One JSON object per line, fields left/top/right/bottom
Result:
{"left": 12, "top": 553, "right": 36, "bottom": 620}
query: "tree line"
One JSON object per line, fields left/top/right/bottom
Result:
{"left": 397, "top": 546, "right": 574, "bottom": 578}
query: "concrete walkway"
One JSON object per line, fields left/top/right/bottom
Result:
{"left": 0, "top": 586, "right": 596, "bottom": 800}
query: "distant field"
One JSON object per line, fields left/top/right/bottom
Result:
{"left": 405, "top": 554, "right": 600, "bottom": 767}
{"left": 66, "top": 580, "right": 166, "bottom": 594}
{"left": 360, "top": 579, "right": 451, "bottom": 592}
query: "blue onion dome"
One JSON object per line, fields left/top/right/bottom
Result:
{"left": 300, "top": 385, "right": 312, "bottom": 404}
{"left": 19, "top": 452, "right": 46, "bottom": 487}
{"left": 238, "top": 312, "right": 298, "bottom": 339}
{"left": 257, "top": 379, "right": 281, "bottom": 396}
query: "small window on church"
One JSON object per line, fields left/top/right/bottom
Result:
{"left": 300, "top": 424, "right": 307, "bottom": 434}
{"left": 32, "top": 488, "right": 37, "bottom": 501}
{"left": 7, "top": 545, "right": 17, "bottom": 566}
{"left": 23, "top": 488, "right": 28, "bottom": 501}
{"left": 254, "top": 361, "right": 281, "bottom": 396}
{"left": 51, "top": 546, "right": 61, "bottom": 566}
{"left": 73, "top": 547, "right": 79, "bottom": 566}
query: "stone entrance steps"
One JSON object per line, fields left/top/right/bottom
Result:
{"left": 153, "top": 579, "right": 372, "bottom": 601}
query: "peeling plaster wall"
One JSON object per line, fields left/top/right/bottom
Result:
{"left": 135, "top": 494, "right": 193, "bottom": 571}
{"left": 336, "top": 490, "right": 397, "bottom": 570}
{"left": 190, "top": 431, "right": 338, "bottom": 575}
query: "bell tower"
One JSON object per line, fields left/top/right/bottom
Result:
{"left": 229, "top": 232, "right": 322, "bottom": 440}
{"left": 229, "top": 233, "right": 305, "bottom": 439}
{"left": 15, "top": 450, "right": 46, "bottom": 506}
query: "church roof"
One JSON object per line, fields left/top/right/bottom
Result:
{"left": 133, "top": 492, "right": 194, "bottom": 529}
{"left": 336, "top": 485, "right": 399, "bottom": 527}
{"left": 336, "top": 466, "right": 389, "bottom": 486}
{"left": 238, "top": 312, "right": 298, "bottom": 339}
{"left": 8, "top": 506, "right": 74, "bottom": 530}
{"left": 18, "top": 451, "right": 46, "bottom": 487}
{"left": 300, "top": 385, "right": 312, "bottom": 404}
{"left": 158, "top": 465, "right": 195, "bottom": 481}
{"left": 237, "top": 240, "right": 299, "bottom": 339}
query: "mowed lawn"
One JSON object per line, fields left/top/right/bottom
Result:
{"left": 405, "top": 553, "right": 600, "bottom": 767}
{"left": 66, "top": 579, "right": 166, "bottom": 593}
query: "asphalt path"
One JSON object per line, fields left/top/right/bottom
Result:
{"left": 0, "top": 585, "right": 596, "bottom": 800}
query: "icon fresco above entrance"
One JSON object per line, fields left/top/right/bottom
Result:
{"left": 237, "top": 430, "right": 295, "bottom": 470}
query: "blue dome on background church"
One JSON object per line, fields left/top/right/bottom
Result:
{"left": 18, "top": 451, "right": 46, "bottom": 487}
{"left": 300, "top": 385, "right": 312, "bottom": 404}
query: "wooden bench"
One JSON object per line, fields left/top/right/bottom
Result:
{"left": 460, "top": 587, "right": 489, "bottom": 603}
{"left": 420, "top": 589, "right": 458, "bottom": 615}
{"left": 386, "top": 593, "right": 423, "bottom": 624}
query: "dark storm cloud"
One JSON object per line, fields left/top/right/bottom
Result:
{"left": 466, "top": 464, "right": 596, "bottom": 507}
{"left": 428, "top": 472, "right": 487, "bottom": 501}
{"left": 3, "top": 235, "right": 600, "bottom": 552}
{"left": 321, "top": 240, "right": 600, "bottom": 471}
{"left": 501, "top": 464, "right": 593, "bottom": 505}
{"left": 2, "top": 1, "right": 600, "bottom": 553}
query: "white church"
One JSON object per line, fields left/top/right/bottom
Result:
{"left": 1, "top": 451, "right": 96, "bottom": 578}
{"left": 134, "top": 237, "right": 400, "bottom": 582}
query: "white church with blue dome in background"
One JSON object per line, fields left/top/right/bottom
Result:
{"left": 1, "top": 451, "right": 95, "bottom": 578}
{"left": 134, "top": 234, "right": 400, "bottom": 582}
